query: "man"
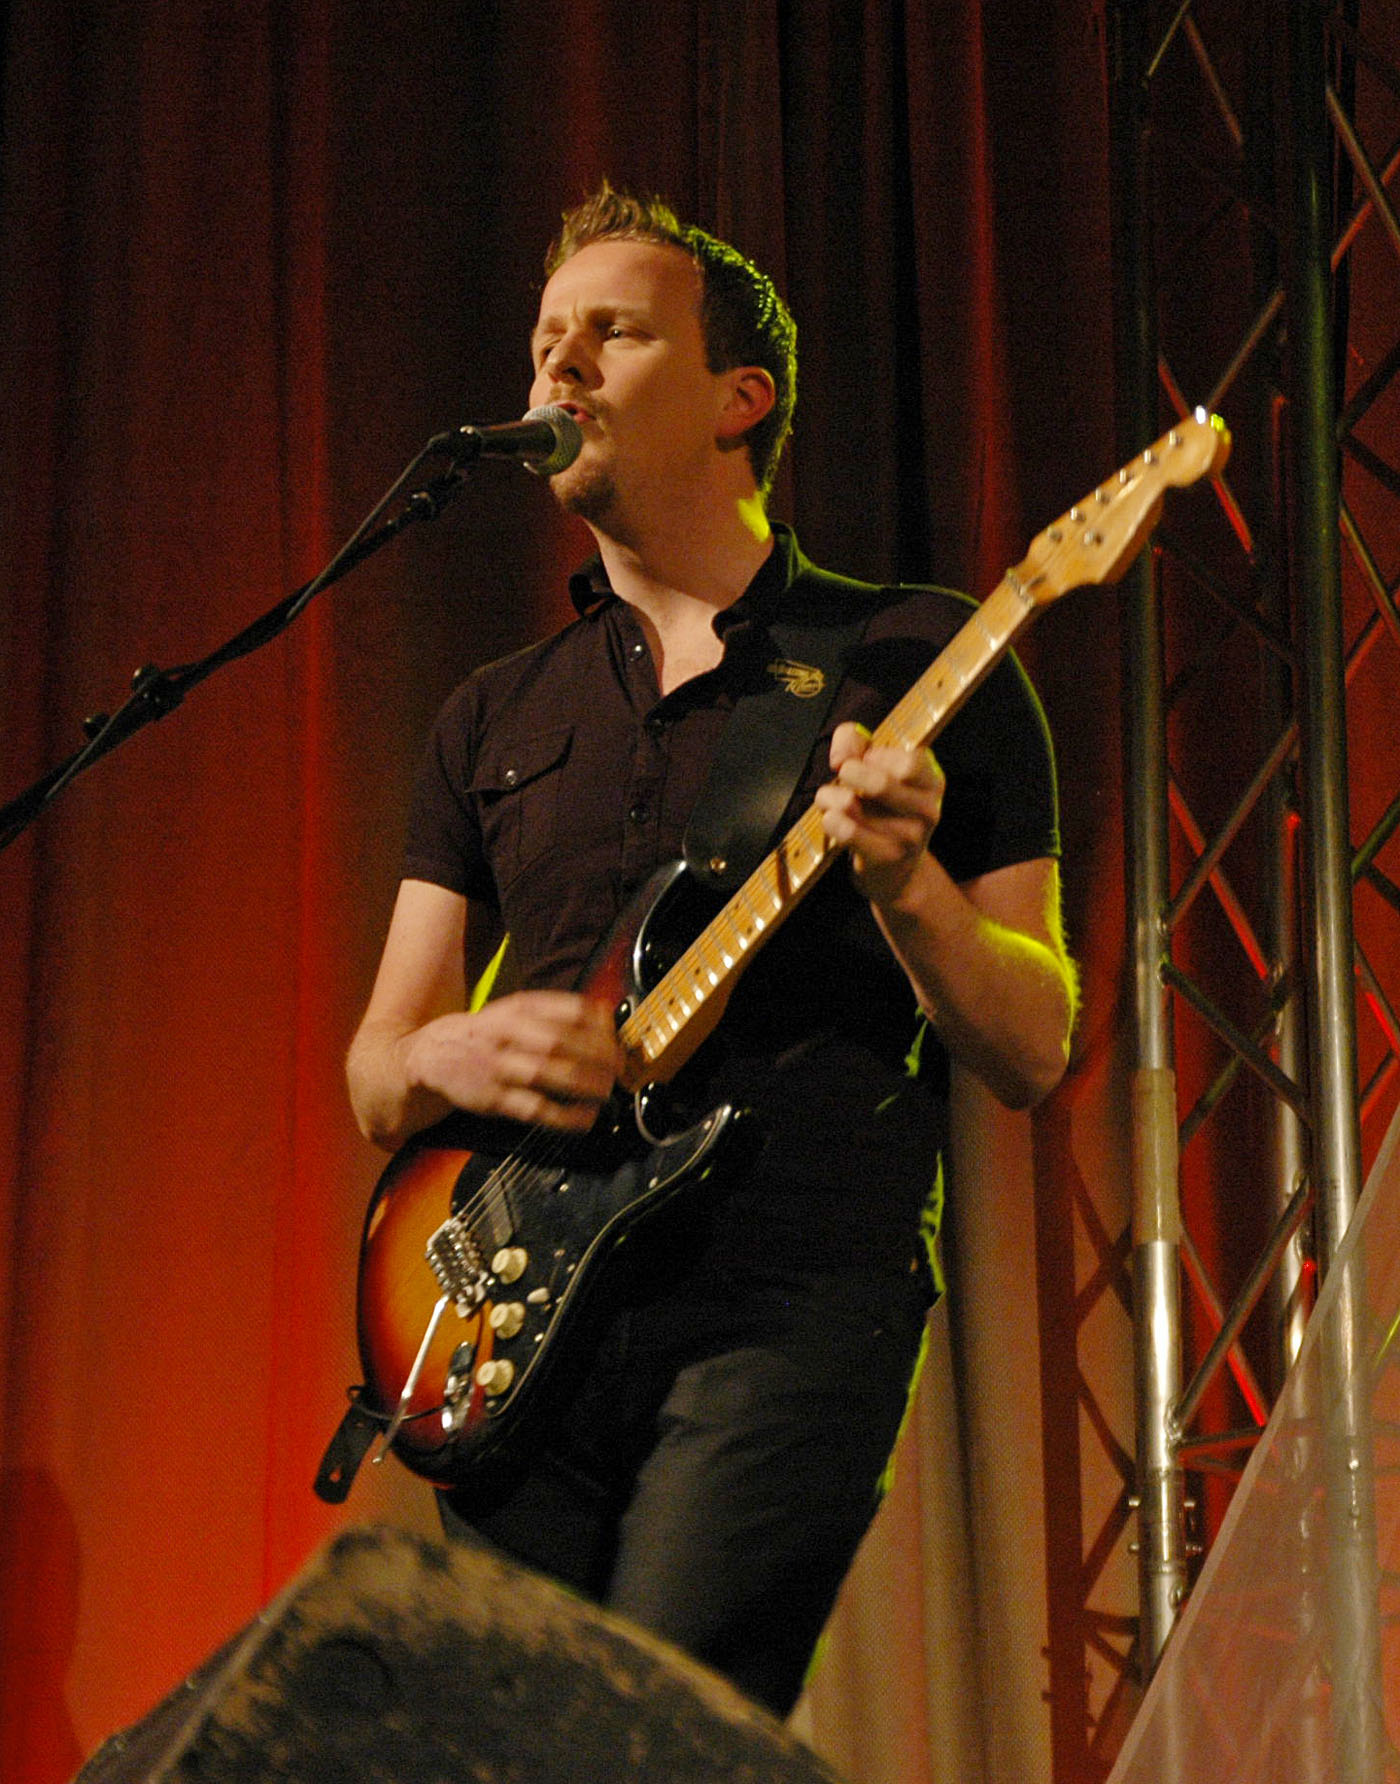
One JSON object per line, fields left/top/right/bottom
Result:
{"left": 347, "top": 185, "right": 1076, "bottom": 1717}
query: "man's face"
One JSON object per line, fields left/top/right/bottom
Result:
{"left": 528, "top": 238, "right": 730, "bottom": 528}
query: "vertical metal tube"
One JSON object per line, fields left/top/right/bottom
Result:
{"left": 1108, "top": 0, "right": 1188, "bottom": 1681}
{"left": 1280, "top": 1, "right": 1382, "bottom": 1778}
{"left": 1285, "top": 0, "right": 1363, "bottom": 1273}
{"left": 1129, "top": 1079, "right": 1186, "bottom": 1671}
{"left": 1268, "top": 818, "right": 1312, "bottom": 1372}
{"left": 1241, "top": 0, "right": 1314, "bottom": 1390}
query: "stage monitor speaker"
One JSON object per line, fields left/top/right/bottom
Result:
{"left": 74, "top": 1522, "right": 847, "bottom": 1783}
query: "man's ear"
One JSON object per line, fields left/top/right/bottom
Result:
{"left": 715, "top": 366, "right": 777, "bottom": 443}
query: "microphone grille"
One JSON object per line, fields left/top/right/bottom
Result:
{"left": 523, "top": 404, "right": 583, "bottom": 476}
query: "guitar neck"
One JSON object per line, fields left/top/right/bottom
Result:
{"left": 615, "top": 574, "right": 1038, "bottom": 1088}
{"left": 864, "top": 574, "right": 1037, "bottom": 753}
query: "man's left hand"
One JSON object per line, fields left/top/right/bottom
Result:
{"left": 815, "top": 721, "right": 945, "bottom": 907}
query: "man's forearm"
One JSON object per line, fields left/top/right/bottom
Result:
{"left": 349, "top": 992, "right": 623, "bottom": 1151}
{"left": 347, "top": 1020, "right": 456, "bottom": 1152}
{"left": 874, "top": 855, "right": 1075, "bottom": 1109}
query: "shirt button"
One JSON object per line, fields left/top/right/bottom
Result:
{"left": 629, "top": 640, "right": 646, "bottom": 658}
{"left": 628, "top": 802, "right": 650, "bottom": 824}
{"left": 502, "top": 767, "right": 519, "bottom": 787}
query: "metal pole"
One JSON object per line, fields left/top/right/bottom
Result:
{"left": 1238, "top": 0, "right": 1314, "bottom": 1391}
{"left": 1108, "top": 0, "right": 1188, "bottom": 1681}
{"left": 1281, "top": 1, "right": 1382, "bottom": 1777}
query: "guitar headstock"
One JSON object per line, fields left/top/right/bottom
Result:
{"left": 1013, "top": 408, "right": 1231, "bottom": 606}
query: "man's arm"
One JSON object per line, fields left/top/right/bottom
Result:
{"left": 815, "top": 723, "right": 1077, "bottom": 1110}
{"left": 347, "top": 878, "right": 622, "bottom": 1152}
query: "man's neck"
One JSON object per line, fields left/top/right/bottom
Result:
{"left": 588, "top": 492, "right": 775, "bottom": 695}
{"left": 592, "top": 491, "right": 773, "bottom": 627}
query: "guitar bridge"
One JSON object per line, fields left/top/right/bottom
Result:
{"left": 425, "top": 1217, "right": 488, "bottom": 1313}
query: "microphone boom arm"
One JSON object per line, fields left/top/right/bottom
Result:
{"left": 0, "top": 438, "right": 480, "bottom": 853}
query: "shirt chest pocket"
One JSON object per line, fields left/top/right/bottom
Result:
{"left": 470, "top": 726, "right": 574, "bottom": 895}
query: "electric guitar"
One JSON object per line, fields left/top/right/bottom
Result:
{"left": 351, "top": 410, "right": 1231, "bottom": 1495}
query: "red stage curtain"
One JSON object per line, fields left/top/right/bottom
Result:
{"left": 1, "top": 5, "right": 1151, "bottom": 1781}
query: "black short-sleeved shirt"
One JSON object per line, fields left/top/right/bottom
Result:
{"left": 403, "top": 525, "right": 1059, "bottom": 1276}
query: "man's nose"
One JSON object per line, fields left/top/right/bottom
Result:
{"left": 543, "top": 329, "right": 595, "bottom": 386}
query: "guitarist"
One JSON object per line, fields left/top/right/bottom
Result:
{"left": 346, "top": 184, "right": 1078, "bottom": 1717}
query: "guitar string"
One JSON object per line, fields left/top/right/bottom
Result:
{"left": 451, "top": 1121, "right": 575, "bottom": 1249}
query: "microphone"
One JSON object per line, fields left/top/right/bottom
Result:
{"left": 430, "top": 404, "right": 583, "bottom": 476}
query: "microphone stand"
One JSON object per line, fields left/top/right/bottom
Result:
{"left": 1, "top": 440, "right": 478, "bottom": 853}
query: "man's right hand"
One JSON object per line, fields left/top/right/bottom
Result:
{"left": 402, "top": 991, "right": 623, "bottom": 1133}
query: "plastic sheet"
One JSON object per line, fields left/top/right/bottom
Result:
{"left": 1107, "top": 1110, "right": 1400, "bottom": 1783}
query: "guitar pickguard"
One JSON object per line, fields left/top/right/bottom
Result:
{"left": 354, "top": 1086, "right": 752, "bottom": 1494}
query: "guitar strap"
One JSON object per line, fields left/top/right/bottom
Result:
{"left": 315, "top": 1389, "right": 383, "bottom": 1503}
{"left": 682, "top": 593, "right": 879, "bottom": 896}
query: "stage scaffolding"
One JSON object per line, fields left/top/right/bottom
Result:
{"left": 1107, "top": 0, "right": 1400, "bottom": 1774}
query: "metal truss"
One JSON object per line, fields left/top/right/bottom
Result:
{"left": 1107, "top": 0, "right": 1400, "bottom": 1766}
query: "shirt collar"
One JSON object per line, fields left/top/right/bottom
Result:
{"left": 567, "top": 523, "right": 806, "bottom": 626}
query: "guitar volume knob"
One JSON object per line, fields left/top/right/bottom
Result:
{"left": 488, "top": 1301, "right": 526, "bottom": 1340}
{"left": 475, "top": 1358, "right": 515, "bottom": 1397}
{"left": 491, "top": 1246, "right": 528, "bottom": 1284}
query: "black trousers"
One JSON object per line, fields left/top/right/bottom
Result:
{"left": 440, "top": 1254, "right": 932, "bottom": 1717}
